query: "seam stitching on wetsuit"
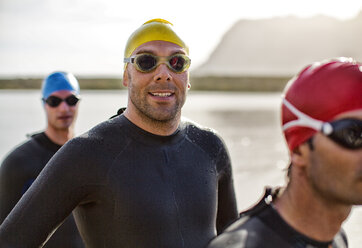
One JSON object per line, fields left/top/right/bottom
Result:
{"left": 184, "top": 125, "right": 225, "bottom": 173}
{"left": 215, "top": 145, "right": 228, "bottom": 175}
{"left": 184, "top": 135, "right": 218, "bottom": 163}
{"left": 105, "top": 138, "right": 133, "bottom": 182}
{"left": 162, "top": 148, "right": 185, "bottom": 248}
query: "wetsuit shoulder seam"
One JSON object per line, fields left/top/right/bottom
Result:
{"left": 105, "top": 138, "right": 133, "bottom": 183}
{"left": 184, "top": 124, "right": 223, "bottom": 162}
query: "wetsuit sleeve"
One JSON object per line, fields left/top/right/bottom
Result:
{"left": 0, "top": 138, "right": 99, "bottom": 247}
{"left": 216, "top": 141, "right": 238, "bottom": 233}
{"left": 0, "top": 154, "right": 30, "bottom": 224}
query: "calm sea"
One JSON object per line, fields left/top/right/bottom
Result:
{"left": 0, "top": 89, "right": 361, "bottom": 247}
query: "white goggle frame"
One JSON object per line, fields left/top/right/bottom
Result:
{"left": 282, "top": 98, "right": 333, "bottom": 135}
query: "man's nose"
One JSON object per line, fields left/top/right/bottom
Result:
{"left": 153, "top": 63, "right": 172, "bottom": 82}
{"left": 58, "top": 100, "right": 70, "bottom": 110}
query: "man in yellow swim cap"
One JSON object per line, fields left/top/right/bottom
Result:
{"left": 122, "top": 18, "right": 191, "bottom": 132}
{"left": 0, "top": 19, "right": 238, "bottom": 248}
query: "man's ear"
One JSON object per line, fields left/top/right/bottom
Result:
{"left": 291, "top": 143, "right": 310, "bottom": 168}
{"left": 122, "top": 69, "right": 129, "bottom": 87}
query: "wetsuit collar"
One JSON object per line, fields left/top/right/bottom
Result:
{"left": 117, "top": 115, "right": 186, "bottom": 146}
{"left": 259, "top": 188, "right": 335, "bottom": 248}
{"left": 30, "top": 132, "right": 62, "bottom": 152}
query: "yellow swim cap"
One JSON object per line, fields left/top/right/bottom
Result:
{"left": 124, "top": 18, "right": 189, "bottom": 59}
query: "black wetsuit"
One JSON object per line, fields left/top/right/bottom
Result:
{"left": 207, "top": 188, "right": 348, "bottom": 248}
{"left": 0, "top": 114, "right": 238, "bottom": 248}
{"left": 0, "top": 132, "right": 84, "bottom": 248}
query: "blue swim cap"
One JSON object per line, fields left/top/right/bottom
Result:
{"left": 42, "top": 72, "right": 80, "bottom": 99}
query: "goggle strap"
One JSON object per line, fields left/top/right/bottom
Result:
{"left": 124, "top": 58, "right": 132, "bottom": 63}
{"left": 282, "top": 98, "right": 324, "bottom": 131}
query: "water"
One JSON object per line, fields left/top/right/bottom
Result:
{"left": 0, "top": 89, "right": 361, "bottom": 247}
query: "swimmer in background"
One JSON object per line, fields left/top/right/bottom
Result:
{"left": 208, "top": 58, "right": 362, "bottom": 248}
{"left": 0, "top": 19, "right": 238, "bottom": 248}
{"left": 0, "top": 71, "right": 84, "bottom": 247}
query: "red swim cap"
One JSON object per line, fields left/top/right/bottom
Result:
{"left": 282, "top": 57, "right": 362, "bottom": 152}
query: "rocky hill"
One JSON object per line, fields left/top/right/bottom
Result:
{"left": 194, "top": 12, "right": 362, "bottom": 77}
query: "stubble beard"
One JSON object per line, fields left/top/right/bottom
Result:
{"left": 49, "top": 118, "right": 74, "bottom": 132}
{"left": 308, "top": 155, "right": 362, "bottom": 206}
{"left": 129, "top": 84, "right": 185, "bottom": 125}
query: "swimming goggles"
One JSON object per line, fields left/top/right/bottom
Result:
{"left": 283, "top": 98, "right": 362, "bottom": 149}
{"left": 124, "top": 53, "right": 191, "bottom": 73}
{"left": 42, "top": 95, "right": 80, "bottom": 107}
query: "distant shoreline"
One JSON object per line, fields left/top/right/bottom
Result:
{"left": 0, "top": 76, "right": 290, "bottom": 92}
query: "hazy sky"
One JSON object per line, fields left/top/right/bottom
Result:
{"left": 1, "top": 0, "right": 361, "bottom": 77}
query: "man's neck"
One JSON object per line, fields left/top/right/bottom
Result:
{"left": 45, "top": 128, "right": 74, "bottom": 145}
{"left": 274, "top": 183, "right": 351, "bottom": 242}
{"left": 123, "top": 108, "right": 180, "bottom": 136}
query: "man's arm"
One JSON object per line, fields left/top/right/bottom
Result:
{"left": 216, "top": 142, "right": 238, "bottom": 233}
{"left": 0, "top": 153, "right": 32, "bottom": 224}
{"left": 0, "top": 140, "right": 92, "bottom": 247}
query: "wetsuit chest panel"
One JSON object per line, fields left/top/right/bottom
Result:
{"left": 61, "top": 116, "right": 229, "bottom": 248}
{"left": 84, "top": 137, "right": 219, "bottom": 247}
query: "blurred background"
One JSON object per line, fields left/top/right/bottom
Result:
{"left": 1, "top": 0, "right": 362, "bottom": 83}
{"left": 0, "top": 0, "right": 361, "bottom": 247}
